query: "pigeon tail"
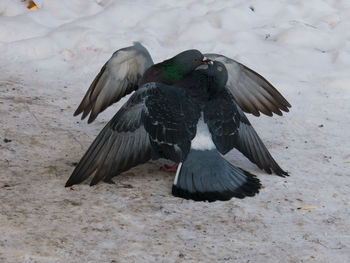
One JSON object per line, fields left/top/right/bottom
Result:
{"left": 172, "top": 149, "right": 261, "bottom": 202}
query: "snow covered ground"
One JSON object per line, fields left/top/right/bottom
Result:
{"left": 1, "top": 0, "right": 350, "bottom": 262}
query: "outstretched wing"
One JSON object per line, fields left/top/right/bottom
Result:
{"left": 234, "top": 105, "right": 288, "bottom": 176}
{"left": 204, "top": 90, "right": 288, "bottom": 177}
{"left": 66, "top": 86, "right": 153, "bottom": 187}
{"left": 75, "top": 42, "right": 154, "bottom": 123}
{"left": 204, "top": 53, "right": 291, "bottom": 117}
{"left": 142, "top": 83, "right": 201, "bottom": 163}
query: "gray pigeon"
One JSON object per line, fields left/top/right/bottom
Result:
{"left": 74, "top": 42, "right": 291, "bottom": 123}
{"left": 66, "top": 61, "right": 288, "bottom": 202}
{"left": 66, "top": 48, "right": 209, "bottom": 185}
{"left": 74, "top": 43, "right": 205, "bottom": 123}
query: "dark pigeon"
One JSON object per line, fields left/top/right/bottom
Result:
{"left": 174, "top": 62, "right": 288, "bottom": 177}
{"left": 65, "top": 48, "right": 207, "bottom": 186}
{"left": 74, "top": 43, "right": 291, "bottom": 124}
{"left": 74, "top": 42, "right": 205, "bottom": 123}
{"left": 66, "top": 61, "right": 288, "bottom": 202}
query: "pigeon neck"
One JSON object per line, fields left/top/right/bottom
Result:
{"left": 161, "top": 60, "right": 188, "bottom": 83}
{"left": 195, "top": 72, "right": 224, "bottom": 99}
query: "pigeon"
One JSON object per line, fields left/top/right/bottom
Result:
{"left": 66, "top": 61, "right": 288, "bottom": 202}
{"left": 74, "top": 42, "right": 206, "bottom": 123}
{"left": 65, "top": 48, "right": 208, "bottom": 186}
{"left": 74, "top": 42, "right": 291, "bottom": 124}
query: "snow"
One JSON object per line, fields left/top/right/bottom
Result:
{"left": 1, "top": 0, "right": 349, "bottom": 262}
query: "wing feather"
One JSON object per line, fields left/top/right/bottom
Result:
{"left": 75, "top": 42, "right": 154, "bottom": 123}
{"left": 234, "top": 106, "right": 288, "bottom": 176}
{"left": 66, "top": 86, "right": 153, "bottom": 186}
{"left": 204, "top": 53, "right": 291, "bottom": 117}
{"left": 204, "top": 90, "right": 288, "bottom": 177}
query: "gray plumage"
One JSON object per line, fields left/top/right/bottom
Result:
{"left": 66, "top": 82, "right": 200, "bottom": 187}
{"left": 66, "top": 85, "right": 153, "bottom": 186}
{"left": 67, "top": 54, "right": 289, "bottom": 202}
{"left": 172, "top": 150, "right": 261, "bottom": 201}
{"left": 74, "top": 42, "right": 154, "bottom": 123}
{"left": 204, "top": 53, "right": 291, "bottom": 117}
{"left": 203, "top": 86, "right": 288, "bottom": 177}
{"left": 74, "top": 43, "right": 291, "bottom": 125}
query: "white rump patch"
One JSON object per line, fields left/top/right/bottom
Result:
{"left": 174, "top": 162, "right": 183, "bottom": 185}
{"left": 191, "top": 114, "right": 215, "bottom": 150}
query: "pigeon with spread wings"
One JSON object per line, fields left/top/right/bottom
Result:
{"left": 74, "top": 42, "right": 290, "bottom": 124}
{"left": 66, "top": 49, "right": 208, "bottom": 186}
{"left": 66, "top": 61, "right": 288, "bottom": 201}
{"left": 74, "top": 42, "right": 205, "bottom": 123}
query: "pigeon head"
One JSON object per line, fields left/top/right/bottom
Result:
{"left": 161, "top": 49, "right": 205, "bottom": 83}
{"left": 172, "top": 49, "right": 205, "bottom": 69}
{"left": 194, "top": 61, "right": 228, "bottom": 98}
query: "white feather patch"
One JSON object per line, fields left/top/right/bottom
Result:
{"left": 191, "top": 114, "right": 215, "bottom": 150}
{"left": 174, "top": 162, "right": 183, "bottom": 185}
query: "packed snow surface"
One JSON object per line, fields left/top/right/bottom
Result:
{"left": 1, "top": 0, "right": 350, "bottom": 262}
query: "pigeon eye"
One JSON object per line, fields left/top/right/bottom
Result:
{"left": 217, "top": 66, "right": 223, "bottom": 72}
{"left": 193, "top": 58, "right": 199, "bottom": 62}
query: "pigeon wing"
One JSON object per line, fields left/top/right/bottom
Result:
{"left": 234, "top": 105, "right": 288, "bottom": 176}
{"left": 204, "top": 53, "right": 291, "bottom": 117}
{"left": 75, "top": 42, "right": 154, "bottom": 123}
{"left": 204, "top": 90, "right": 288, "bottom": 177}
{"left": 66, "top": 86, "right": 153, "bottom": 187}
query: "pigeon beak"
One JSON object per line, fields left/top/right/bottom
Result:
{"left": 202, "top": 57, "right": 213, "bottom": 65}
